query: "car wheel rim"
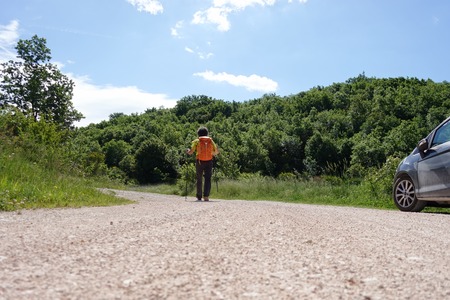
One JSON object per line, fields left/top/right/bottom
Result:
{"left": 395, "top": 179, "right": 415, "bottom": 208}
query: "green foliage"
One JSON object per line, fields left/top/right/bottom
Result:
{"left": 177, "top": 162, "right": 196, "bottom": 196}
{"left": 365, "top": 155, "right": 403, "bottom": 198}
{"left": 72, "top": 75, "right": 450, "bottom": 185}
{"left": 0, "top": 148, "right": 129, "bottom": 211}
{"left": 103, "top": 139, "right": 131, "bottom": 167}
{"left": 383, "top": 119, "right": 424, "bottom": 157}
{"left": 0, "top": 35, "right": 83, "bottom": 129}
{"left": 304, "top": 132, "right": 340, "bottom": 175}
{"left": 0, "top": 110, "right": 130, "bottom": 211}
{"left": 141, "top": 176, "right": 395, "bottom": 210}
{"left": 2, "top": 34, "right": 450, "bottom": 191}
{"left": 134, "top": 137, "right": 177, "bottom": 184}
{"left": 350, "top": 132, "right": 386, "bottom": 169}
{"left": 3, "top": 67, "right": 450, "bottom": 211}
{"left": 9, "top": 36, "right": 450, "bottom": 211}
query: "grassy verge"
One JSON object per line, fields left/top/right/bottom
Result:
{"left": 132, "top": 177, "right": 450, "bottom": 213}
{"left": 0, "top": 145, "right": 132, "bottom": 211}
{"left": 131, "top": 177, "right": 395, "bottom": 210}
{"left": 1, "top": 142, "right": 446, "bottom": 213}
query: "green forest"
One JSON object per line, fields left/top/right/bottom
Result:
{"left": 74, "top": 76, "right": 450, "bottom": 184}
{"left": 2, "top": 35, "right": 450, "bottom": 211}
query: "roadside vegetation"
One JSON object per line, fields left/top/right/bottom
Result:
{"left": 129, "top": 156, "right": 400, "bottom": 210}
{"left": 1, "top": 35, "right": 450, "bottom": 212}
{"left": 0, "top": 147, "right": 131, "bottom": 211}
{"left": 0, "top": 110, "right": 130, "bottom": 211}
{"left": 133, "top": 177, "right": 394, "bottom": 209}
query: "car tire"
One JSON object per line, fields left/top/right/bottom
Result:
{"left": 393, "top": 176, "right": 427, "bottom": 212}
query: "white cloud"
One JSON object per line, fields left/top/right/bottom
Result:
{"left": 193, "top": 70, "right": 278, "bottom": 92}
{"left": 0, "top": 20, "right": 19, "bottom": 46}
{"left": 171, "top": 20, "right": 184, "bottom": 37}
{"left": 198, "top": 52, "right": 214, "bottom": 60}
{"left": 185, "top": 46, "right": 214, "bottom": 60}
{"left": 70, "top": 75, "right": 177, "bottom": 127}
{"left": 126, "top": 0, "right": 163, "bottom": 15}
{"left": 213, "top": 0, "right": 276, "bottom": 10}
{"left": 0, "top": 20, "right": 177, "bottom": 127}
{"left": 192, "top": 7, "right": 233, "bottom": 32}
{"left": 192, "top": 0, "right": 306, "bottom": 31}
{"left": 0, "top": 20, "right": 20, "bottom": 62}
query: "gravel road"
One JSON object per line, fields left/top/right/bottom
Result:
{"left": 1, "top": 189, "right": 449, "bottom": 300}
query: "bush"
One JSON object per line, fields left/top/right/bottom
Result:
{"left": 177, "top": 162, "right": 196, "bottom": 196}
{"left": 277, "top": 172, "right": 298, "bottom": 181}
{"left": 365, "top": 156, "right": 402, "bottom": 197}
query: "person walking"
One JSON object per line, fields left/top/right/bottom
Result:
{"left": 186, "top": 127, "right": 219, "bottom": 201}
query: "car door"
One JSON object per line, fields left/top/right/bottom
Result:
{"left": 417, "top": 120, "right": 450, "bottom": 198}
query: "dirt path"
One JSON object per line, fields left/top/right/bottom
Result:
{"left": 1, "top": 190, "right": 449, "bottom": 299}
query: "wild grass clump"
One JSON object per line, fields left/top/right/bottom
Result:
{"left": 0, "top": 109, "right": 132, "bottom": 211}
{"left": 138, "top": 171, "right": 395, "bottom": 210}
{"left": 214, "top": 176, "right": 394, "bottom": 209}
{"left": 0, "top": 143, "right": 132, "bottom": 211}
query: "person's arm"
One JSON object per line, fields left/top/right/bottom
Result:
{"left": 186, "top": 140, "right": 197, "bottom": 155}
{"left": 213, "top": 141, "right": 219, "bottom": 156}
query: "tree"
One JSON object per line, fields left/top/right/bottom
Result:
{"left": 103, "top": 139, "right": 131, "bottom": 167}
{"left": 304, "top": 132, "right": 340, "bottom": 176}
{"left": 135, "top": 137, "right": 177, "bottom": 184}
{"left": 73, "top": 75, "right": 450, "bottom": 183}
{"left": 0, "top": 35, "right": 83, "bottom": 129}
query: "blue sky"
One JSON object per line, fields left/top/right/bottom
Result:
{"left": 1, "top": 0, "right": 449, "bottom": 126}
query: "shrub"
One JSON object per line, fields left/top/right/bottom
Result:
{"left": 366, "top": 156, "right": 402, "bottom": 197}
{"left": 177, "top": 162, "right": 196, "bottom": 196}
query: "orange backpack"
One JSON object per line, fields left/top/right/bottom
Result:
{"left": 197, "top": 136, "right": 214, "bottom": 161}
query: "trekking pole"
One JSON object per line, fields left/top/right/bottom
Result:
{"left": 185, "top": 151, "right": 189, "bottom": 201}
{"left": 213, "top": 157, "right": 219, "bottom": 192}
{"left": 216, "top": 175, "right": 219, "bottom": 192}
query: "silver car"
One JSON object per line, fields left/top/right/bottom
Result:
{"left": 393, "top": 116, "right": 450, "bottom": 212}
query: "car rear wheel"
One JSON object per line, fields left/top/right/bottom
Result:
{"left": 393, "top": 176, "right": 427, "bottom": 212}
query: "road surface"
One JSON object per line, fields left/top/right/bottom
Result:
{"left": 1, "top": 190, "right": 449, "bottom": 299}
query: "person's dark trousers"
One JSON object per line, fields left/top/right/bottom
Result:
{"left": 196, "top": 159, "right": 213, "bottom": 199}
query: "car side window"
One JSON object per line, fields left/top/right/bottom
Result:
{"left": 431, "top": 121, "right": 450, "bottom": 147}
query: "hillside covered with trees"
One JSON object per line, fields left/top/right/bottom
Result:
{"left": 1, "top": 35, "right": 450, "bottom": 204}
{"left": 70, "top": 75, "right": 450, "bottom": 185}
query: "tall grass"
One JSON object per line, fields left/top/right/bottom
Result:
{"left": 0, "top": 144, "right": 131, "bottom": 211}
{"left": 213, "top": 177, "right": 447, "bottom": 212}
{"left": 135, "top": 175, "right": 395, "bottom": 210}
{"left": 0, "top": 108, "right": 132, "bottom": 211}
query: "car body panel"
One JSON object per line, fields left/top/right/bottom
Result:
{"left": 417, "top": 142, "right": 450, "bottom": 198}
{"left": 393, "top": 116, "right": 450, "bottom": 209}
